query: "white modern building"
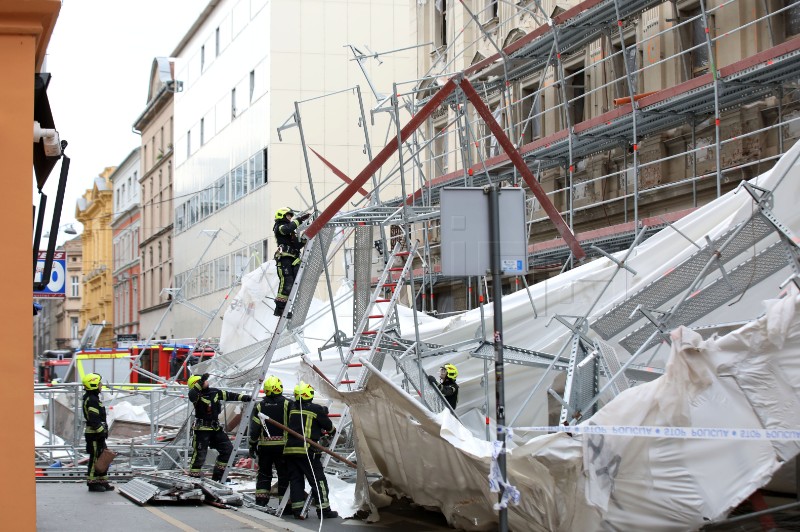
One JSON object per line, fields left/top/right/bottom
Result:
{"left": 170, "top": 0, "right": 413, "bottom": 336}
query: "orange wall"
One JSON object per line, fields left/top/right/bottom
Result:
{"left": 0, "top": 1, "right": 60, "bottom": 529}
{"left": 0, "top": 32, "right": 37, "bottom": 530}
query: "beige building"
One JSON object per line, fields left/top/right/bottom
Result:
{"left": 133, "top": 58, "right": 176, "bottom": 340}
{"left": 409, "top": 0, "right": 800, "bottom": 310}
{"left": 75, "top": 168, "right": 116, "bottom": 347}
{"left": 55, "top": 236, "right": 83, "bottom": 349}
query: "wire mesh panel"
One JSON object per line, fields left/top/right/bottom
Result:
{"left": 595, "top": 339, "right": 630, "bottom": 396}
{"left": 286, "top": 227, "right": 334, "bottom": 330}
{"left": 619, "top": 240, "right": 790, "bottom": 354}
{"left": 353, "top": 226, "right": 373, "bottom": 335}
{"left": 592, "top": 214, "right": 775, "bottom": 340}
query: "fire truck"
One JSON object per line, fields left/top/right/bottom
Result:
{"left": 129, "top": 342, "right": 216, "bottom": 384}
{"left": 58, "top": 343, "right": 216, "bottom": 385}
{"left": 37, "top": 350, "right": 73, "bottom": 383}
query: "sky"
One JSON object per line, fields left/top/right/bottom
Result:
{"left": 37, "top": 0, "right": 207, "bottom": 246}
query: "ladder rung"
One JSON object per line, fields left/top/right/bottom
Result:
{"left": 396, "top": 251, "right": 410, "bottom": 257}
{"left": 362, "top": 330, "right": 378, "bottom": 335}
{"left": 348, "top": 363, "right": 363, "bottom": 367}
{"left": 384, "top": 283, "right": 397, "bottom": 287}
{"left": 375, "top": 299, "right": 391, "bottom": 303}
{"left": 388, "top": 267, "right": 404, "bottom": 271}
{"left": 368, "top": 314, "right": 384, "bottom": 319}
{"left": 328, "top": 414, "right": 341, "bottom": 418}
{"left": 352, "top": 347, "right": 371, "bottom": 351}
{"left": 340, "top": 380, "right": 356, "bottom": 384}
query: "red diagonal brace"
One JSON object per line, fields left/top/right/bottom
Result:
{"left": 309, "top": 147, "right": 369, "bottom": 197}
{"left": 305, "top": 78, "right": 459, "bottom": 239}
{"left": 459, "top": 79, "right": 586, "bottom": 261}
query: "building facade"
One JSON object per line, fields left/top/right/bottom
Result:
{"left": 53, "top": 235, "right": 83, "bottom": 349}
{"left": 409, "top": 0, "right": 800, "bottom": 311}
{"left": 75, "top": 168, "right": 116, "bottom": 347}
{"left": 134, "top": 57, "right": 177, "bottom": 341}
{"left": 2, "top": 0, "right": 61, "bottom": 526}
{"left": 111, "top": 148, "right": 142, "bottom": 342}
{"left": 168, "top": 0, "right": 412, "bottom": 337}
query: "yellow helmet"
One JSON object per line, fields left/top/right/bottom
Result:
{"left": 263, "top": 375, "right": 283, "bottom": 395}
{"left": 442, "top": 363, "right": 458, "bottom": 380}
{"left": 275, "top": 207, "right": 294, "bottom": 221}
{"left": 82, "top": 373, "right": 102, "bottom": 391}
{"left": 294, "top": 381, "right": 314, "bottom": 401}
{"left": 187, "top": 375, "right": 203, "bottom": 390}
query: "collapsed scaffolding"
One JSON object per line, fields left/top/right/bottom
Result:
{"left": 34, "top": 0, "right": 800, "bottom": 526}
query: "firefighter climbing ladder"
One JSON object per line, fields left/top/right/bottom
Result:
{"left": 217, "top": 229, "right": 333, "bottom": 483}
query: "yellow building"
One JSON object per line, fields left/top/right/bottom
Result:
{"left": 75, "top": 167, "right": 116, "bottom": 347}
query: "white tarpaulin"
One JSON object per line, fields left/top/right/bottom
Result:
{"left": 304, "top": 292, "right": 800, "bottom": 530}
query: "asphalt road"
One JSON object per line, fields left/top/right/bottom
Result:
{"left": 36, "top": 482, "right": 456, "bottom": 532}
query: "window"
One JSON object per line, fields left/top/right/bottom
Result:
{"left": 215, "top": 256, "right": 230, "bottom": 291}
{"left": 71, "top": 275, "right": 80, "bottom": 297}
{"left": 70, "top": 317, "right": 79, "bottom": 339}
{"left": 231, "top": 87, "right": 237, "bottom": 119}
{"left": 149, "top": 246, "right": 154, "bottom": 268}
{"left": 200, "top": 118, "right": 205, "bottom": 146}
{"left": 232, "top": 248, "right": 249, "bottom": 284}
{"left": 201, "top": 45, "right": 205, "bottom": 72}
{"left": 187, "top": 130, "right": 192, "bottom": 158}
{"left": 215, "top": 27, "right": 220, "bottom": 56}
{"left": 248, "top": 155, "right": 257, "bottom": 192}
{"left": 678, "top": 6, "right": 712, "bottom": 78}
{"left": 432, "top": 127, "right": 449, "bottom": 176}
{"left": 564, "top": 65, "right": 585, "bottom": 125}
{"left": 133, "top": 277, "right": 138, "bottom": 310}
{"left": 250, "top": 70, "right": 255, "bottom": 102}
{"left": 519, "top": 87, "right": 542, "bottom": 143}
{"left": 160, "top": 126, "right": 164, "bottom": 152}
{"left": 217, "top": 174, "right": 229, "bottom": 209}
{"left": 233, "top": 164, "right": 245, "bottom": 200}
{"left": 128, "top": 177, "right": 132, "bottom": 198}
{"left": 435, "top": 1, "right": 448, "bottom": 48}
{"left": 484, "top": 0, "right": 498, "bottom": 22}
{"left": 254, "top": 148, "right": 266, "bottom": 186}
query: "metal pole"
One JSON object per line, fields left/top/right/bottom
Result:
{"left": 294, "top": 101, "right": 346, "bottom": 364}
{"left": 488, "top": 184, "right": 508, "bottom": 532}
{"left": 699, "top": 0, "right": 722, "bottom": 198}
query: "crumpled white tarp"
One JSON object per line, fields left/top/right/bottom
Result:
{"left": 306, "top": 292, "right": 800, "bottom": 530}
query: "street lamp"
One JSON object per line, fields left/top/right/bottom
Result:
{"left": 42, "top": 223, "right": 77, "bottom": 238}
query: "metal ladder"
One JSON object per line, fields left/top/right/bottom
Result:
{"left": 334, "top": 240, "right": 418, "bottom": 390}
{"left": 274, "top": 241, "right": 419, "bottom": 519}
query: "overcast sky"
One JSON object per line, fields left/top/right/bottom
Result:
{"left": 37, "top": 0, "right": 206, "bottom": 246}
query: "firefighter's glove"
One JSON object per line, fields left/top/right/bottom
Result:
{"left": 200, "top": 373, "right": 210, "bottom": 385}
{"left": 241, "top": 395, "right": 252, "bottom": 402}
{"left": 297, "top": 213, "right": 311, "bottom": 223}
{"left": 319, "top": 434, "right": 333, "bottom": 448}
{"left": 427, "top": 375, "right": 437, "bottom": 385}
{"left": 101, "top": 422, "right": 109, "bottom": 433}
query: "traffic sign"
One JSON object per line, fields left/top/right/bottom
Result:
{"left": 34, "top": 250, "right": 66, "bottom": 298}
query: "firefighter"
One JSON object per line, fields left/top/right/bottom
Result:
{"left": 82, "top": 372, "right": 113, "bottom": 492}
{"left": 273, "top": 207, "right": 311, "bottom": 317}
{"left": 283, "top": 381, "right": 339, "bottom": 520}
{"left": 427, "top": 363, "right": 459, "bottom": 410}
{"left": 248, "top": 375, "right": 290, "bottom": 507}
{"left": 187, "top": 373, "right": 251, "bottom": 481}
